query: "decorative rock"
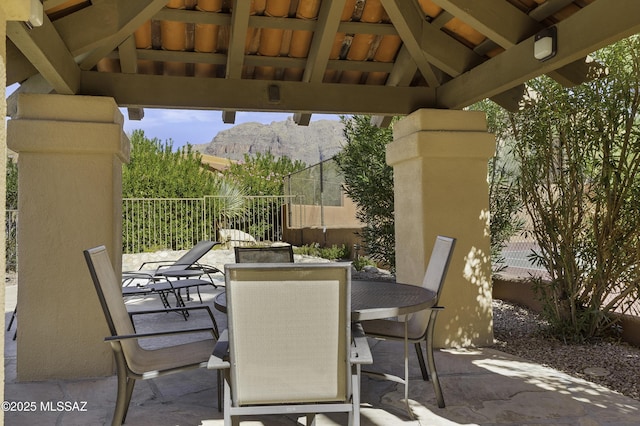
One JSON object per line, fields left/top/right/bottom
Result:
{"left": 584, "top": 367, "right": 610, "bottom": 377}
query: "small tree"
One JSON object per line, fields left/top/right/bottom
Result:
{"left": 509, "top": 36, "right": 640, "bottom": 340}
{"left": 122, "top": 130, "right": 245, "bottom": 251}
{"left": 469, "top": 100, "right": 524, "bottom": 275}
{"left": 223, "top": 152, "right": 306, "bottom": 240}
{"left": 6, "top": 157, "right": 18, "bottom": 271}
{"left": 123, "top": 130, "right": 221, "bottom": 198}
{"left": 224, "top": 151, "right": 306, "bottom": 196}
{"left": 334, "top": 115, "right": 395, "bottom": 270}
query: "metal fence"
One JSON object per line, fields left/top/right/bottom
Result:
{"left": 122, "top": 195, "right": 301, "bottom": 253}
{"left": 4, "top": 199, "right": 545, "bottom": 276}
{"left": 5, "top": 209, "right": 18, "bottom": 271}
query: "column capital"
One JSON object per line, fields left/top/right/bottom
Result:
{"left": 393, "top": 109, "right": 488, "bottom": 141}
{"left": 7, "top": 94, "right": 130, "bottom": 162}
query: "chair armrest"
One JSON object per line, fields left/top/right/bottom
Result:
{"left": 139, "top": 260, "right": 174, "bottom": 269}
{"left": 207, "top": 329, "right": 231, "bottom": 370}
{"left": 351, "top": 322, "right": 373, "bottom": 365}
{"left": 105, "top": 326, "right": 216, "bottom": 342}
{"left": 193, "top": 263, "right": 223, "bottom": 274}
{"left": 129, "top": 305, "right": 219, "bottom": 338}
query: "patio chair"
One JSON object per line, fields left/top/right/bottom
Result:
{"left": 233, "top": 244, "right": 294, "bottom": 263}
{"left": 122, "top": 240, "right": 223, "bottom": 308}
{"left": 207, "top": 263, "right": 372, "bottom": 426}
{"left": 84, "top": 245, "right": 221, "bottom": 426}
{"left": 122, "top": 240, "right": 223, "bottom": 286}
{"left": 361, "top": 235, "right": 456, "bottom": 408}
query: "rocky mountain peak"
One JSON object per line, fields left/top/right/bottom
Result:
{"left": 195, "top": 118, "right": 346, "bottom": 165}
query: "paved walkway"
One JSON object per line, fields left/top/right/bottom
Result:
{"left": 5, "top": 278, "right": 640, "bottom": 425}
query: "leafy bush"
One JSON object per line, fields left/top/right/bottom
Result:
{"left": 507, "top": 36, "right": 640, "bottom": 340}
{"left": 293, "top": 244, "right": 349, "bottom": 260}
{"left": 334, "top": 115, "right": 396, "bottom": 271}
{"left": 352, "top": 256, "right": 377, "bottom": 271}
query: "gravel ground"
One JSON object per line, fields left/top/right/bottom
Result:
{"left": 491, "top": 299, "right": 640, "bottom": 401}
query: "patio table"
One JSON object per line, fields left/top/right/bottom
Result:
{"left": 213, "top": 279, "right": 437, "bottom": 320}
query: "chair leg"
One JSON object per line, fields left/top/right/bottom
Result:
{"left": 426, "top": 310, "right": 445, "bottom": 408}
{"left": 7, "top": 307, "right": 16, "bottom": 331}
{"left": 8, "top": 307, "right": 17, "bottom": 340}
{"left": 111, "top": 347, "right": 136, "bottom": 426}
{"left": 217, "top": 370, "right": 223, "bottom": 412}
{"left": 414, "top": 342, "right": 429, "bottom": 381}
{"left": 224, "top": 378, "right": 234, "bottom": 426}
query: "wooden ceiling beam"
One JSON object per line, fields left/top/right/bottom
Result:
{"left": 433, "top": 0, "right": 595, "bottom": 87}
{"left": 295, "top": 0, "right": 346, "bottom": 126}
{"left": 118, "top": 35, "right": 144, "bottom": 120}
{"left": 380, "top": 0, "right": 444, "bottom": 84}
{"left": 77, "top": 0, "right": 167, "bottom": 70}
{"left": 371, "top": 46, "right": 420, "bottom": 127}
{"left": 223, "top": 0, "right": 253, "bottom": 123}
{"left": 437, "top": 0, "right": 640, "bottom": 109}
{"left": 7, "top": 14, "right": 80, "bottom": 94}
{"left": 380, "top": 0, "right": 482, "bottom": 80}
{"left": 432, "top": 0, "right": 539, "bottom": 47}
{"left": 79, "top": 71, "right": 437, "bottom": 115}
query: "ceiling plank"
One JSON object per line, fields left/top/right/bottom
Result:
{"left": 302, "top": 0, "right": 346, "bottom": 83}
{"left": 433, "top": 0, "right": 591, "bottom": 87}
{"left": 226, "top": 0, "right": 251, "bottom": 79}
{"left": 7, "top": 15, "right": 80, "bottom": 94}
{"left": 118, "top": 35, "right": 144, "bottom": 120}
{"left": 379, "top": 0, "right": 442, "bottom": 85}
{"left": 295, "top": 0, "right": 346, "bottom": 125}
{"left": 77, "top": 0, "right": 167, "bottom": 70}
{"left": 118, "top": 35, "right": 137, "bottom": 73}
{"left": 154, "top": 8, "right": 398, "bottom": 36}
{"left": 131, "top": 48, "right": 394, "bottom": 72}
{"left": 528, "top": 0, "right": 576, "bottom": 21}
{"left": 432, "top": 0, "right": 539, "bottom": 47}
{"left": 371, "top": 46, "right": 419, "bottom": 127}
{"left": 52, "top": 0, "right": 119, "bottom": 56}
{"left": 79, "top": 71, "right": 437, "bottom": 115}
{"left": 436, "top": 0, "right": 640, "bottom": 109}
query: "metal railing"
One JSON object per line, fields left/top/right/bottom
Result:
{"left": 5, "top": 209, "right": 18, "bottom": 271}
{"left": 122, "top": 195, "right": 302, "bottom": 253}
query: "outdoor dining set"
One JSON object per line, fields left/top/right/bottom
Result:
{"left": 83, "top": 235, "right": 456, "bottom": 426}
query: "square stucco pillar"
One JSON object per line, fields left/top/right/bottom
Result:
{"left": 7, "top": 94, "right": 130, "bottom": 380}
{"left": 387, "top": 109, "right": 496, "bottom": 347}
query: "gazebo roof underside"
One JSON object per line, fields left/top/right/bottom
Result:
{"left": 7, "top": 0, "right": 640, "bottom": 126}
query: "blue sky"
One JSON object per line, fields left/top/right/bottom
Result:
{"left": 122, "top": 108, "right": 341, "bottom": 150}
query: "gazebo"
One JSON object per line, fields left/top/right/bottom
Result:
{"left": 2, "top": 0, "right": 639, "bottom": 384}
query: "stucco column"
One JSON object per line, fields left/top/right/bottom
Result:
{"left": 7, "top": 94, "right": 130, "bottom": 380}
{"left": 1, "top": 1, "right": 27, "bottom": 417}
{"left": 387, "top": 109, "right": 496, "bottom": 347}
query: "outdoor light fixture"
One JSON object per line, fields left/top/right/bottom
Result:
{"left": 534, "top": 27, "right": 557, "bottom": 61}
{"left": 268, "top": 84, "right": 281, "bottom": 104}
{"left": 26, "top": 0, "right": 43, "bottom": 28}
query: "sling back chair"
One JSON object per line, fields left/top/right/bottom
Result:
{"left": 122, "top": 240, "right": 223, "bottom": 310}
{"left": 84, "top": 245, "right": 221, "bottom": 425}
{"left": 207, "top": 262, "right": 372, "bottom": 426}
{"left": 233, "top": 244, "right": 294, "bottom": 263}
{"left": 122, "top": 240, "right": 223, "bottom": 284}
{"left": 361, "top": 235, "right": 455, "bottom": 408}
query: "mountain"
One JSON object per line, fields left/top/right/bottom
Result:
{"left": 194, "top": 118, "right": 346, "bottom": 165}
